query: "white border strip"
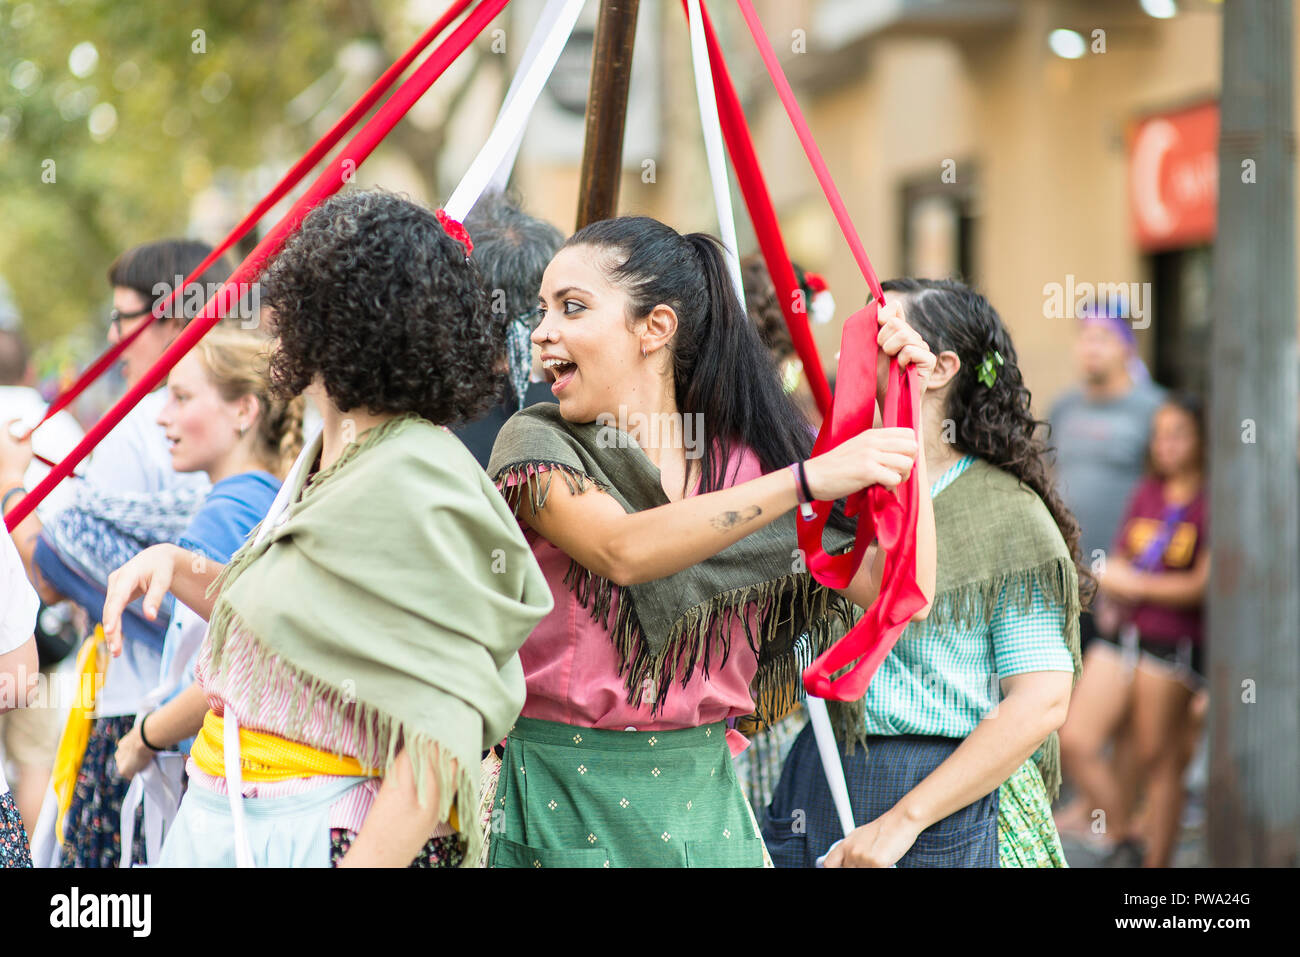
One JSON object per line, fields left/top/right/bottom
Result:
{"left": 444, "top": 0, "right": 585, "bottom": 221}
{"left": 686, "top": 0, "right": 745, "bottom": 310}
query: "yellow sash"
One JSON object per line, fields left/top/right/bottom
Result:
{"left": 50, "top": 627, "right": 107, "bottom": 845}
{"left": 190, "top": 710, "right": 459, "bottom": 831}
{"left": 190, "top": 710, "right": 377, "bottom": 781}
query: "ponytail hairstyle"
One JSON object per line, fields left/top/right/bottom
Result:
{"left": 881, "top": 277, "right": 1094, "bottom": 602}
{"left": 564, "top": 217, "right": 818, "bottom": 494}
{"left": 194, "top": 326, "right": 305, "bottom": 478}
{"left": 739, "top": 253, "right": 795, "bottom": 363}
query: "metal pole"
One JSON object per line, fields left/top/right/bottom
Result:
{"left": 1207, "top": 0, "right": 1299, "bottom": 867}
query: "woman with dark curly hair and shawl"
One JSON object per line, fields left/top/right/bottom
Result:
{"left": 484, "top": 217, "right": 937, "bottom": 868}
{"left": 764, "top": 278, "right": 1084, "bottom": 868}
{"left": 101, "top": 190, "right": 553, "bottom": 867}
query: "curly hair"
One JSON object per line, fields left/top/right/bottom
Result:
{"left": 882, "top": 277, "right": 1095, "bottom": 605}
{"left": 740, "top": 254, "right": 794, "bottom": 362}
{"left": 261, "top": 189, "right": 505, "bottom": 425}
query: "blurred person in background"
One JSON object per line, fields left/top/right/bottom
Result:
{"left": 740, "top": 254, "right": 826, "bottom": 427}
{"left": 453, "top": 191, "right": 563, "bottom": 468}
{"left": 1059, "top": 394, "right": 1208, "bottom": 868}
{"left": 1049, "top": 307, "right": 1164, "bottom": 841}
{"left": 0, "top": 329, "right": 86, "bottom": 513}
{"left": 0, "top": 328, "right": 85, "bottom": 833}
{"left": 0, "top": 238, "right": 232, "bottom": 866}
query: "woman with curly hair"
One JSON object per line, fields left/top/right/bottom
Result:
{"left": 485, "top": 216, "right": 936, "bottom": 868}
{"left": 764, "top": 277, "right": 1084, "bottom": 868}
{"left": 101, "top": 190, "right": 553, "bottom": 867}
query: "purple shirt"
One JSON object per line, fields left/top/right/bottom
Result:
{"left": 1115, "top": 476, "right": 1207, "bottom": 645}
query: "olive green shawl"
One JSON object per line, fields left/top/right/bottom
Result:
{"left": 921, "top": 457, "right": 1082, "bottom": 799}
{"left": 203, "top": 414, "right": 553, "bottom": 866}
{"left": 488, "top": 403, "right": 858, "bottom": 725}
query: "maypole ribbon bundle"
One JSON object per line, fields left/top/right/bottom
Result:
{"left": 732, "top": 0, "right": 927, "bottom": 700}
{"left": 6, "top": 0, "right": 510, "bottom": 531}
{"left": 21, "top": 0, "right": 476, "bottom": 443}
{"left": 684, "top": 0, "right": 831, "bottom": 416}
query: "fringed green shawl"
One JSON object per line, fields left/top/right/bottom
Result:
{"left": 203, "top": 414, "right": 553, "bottom": 867}
{"left": 891, "top": 457, "right": 1082, "bottom": 798}
{"left": 487, "top": 404, "right": 858, "bottom": 725}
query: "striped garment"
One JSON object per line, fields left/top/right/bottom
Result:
{"left": 186, "top": 624, "right": 453, "bottom": 837}
{"left": 861, "top": 456, "right": 1075, "bottom": 740}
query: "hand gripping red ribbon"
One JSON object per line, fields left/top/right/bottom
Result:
{"left": 725, "top": 0, "right": 928, "bottom": 700}
{"left": 796, "top": 305, "right": 927, "bottom": 700}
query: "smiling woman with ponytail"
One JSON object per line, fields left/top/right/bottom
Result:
{"left": 485, "top": 216, "right": 938, "bottom": 868}
{"left": 767, "top": 277, "right": 1084, "bottom": 869}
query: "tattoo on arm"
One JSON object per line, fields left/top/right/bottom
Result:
{"left": 710, "top": 505, "right": 762, "bottom": 532}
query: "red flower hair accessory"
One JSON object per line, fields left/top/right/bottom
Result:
{"left": 435, "top": 209, "right": 474, "bottom": 258}
{"left": 803, "top": 271, "right": 828, "bottom": 293}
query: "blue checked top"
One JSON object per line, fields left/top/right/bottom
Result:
{"left": 861, "top": 455, "right": 1076, "bottom": 738}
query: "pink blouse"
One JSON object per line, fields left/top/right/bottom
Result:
{"left": 504, "top": 446, "right": 772, "bottom": 757}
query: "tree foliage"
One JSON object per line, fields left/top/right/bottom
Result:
{"left": 0, "top": 0, "right": 422, "bottom": 353}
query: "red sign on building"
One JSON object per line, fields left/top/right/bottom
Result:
{"left": 1130, "top": 102, "right": 1218, "bottom": 251}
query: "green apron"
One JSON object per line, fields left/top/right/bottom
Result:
{"left": 488, "top": 717, "right": 766, "bottom": 868}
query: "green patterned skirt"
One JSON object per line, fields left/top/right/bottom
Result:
{"left": 488, "top": 717, "right": 768, "bottom": 868}
{"left": 998, "top": 759, "right": 1069, "bottom": 867}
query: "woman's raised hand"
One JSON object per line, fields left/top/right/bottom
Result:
{"left": 102, "top": 544, "right": 179, "bottom": 657}
{"left": 877, "top": 299, "right": 937, "bottom": 384}
{"left": 803, "top": 427, "right": 919, "bottom": 502}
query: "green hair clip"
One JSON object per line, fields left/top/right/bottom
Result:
{"left": 976, "top": 350, "right": 1004, "bottom": 388}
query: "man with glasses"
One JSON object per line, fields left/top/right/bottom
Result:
{"left": 0, "top": 238, "right": 230, "bottom": 866}
{"left": 90, "top": 240, "right": 233, "bottom": 493}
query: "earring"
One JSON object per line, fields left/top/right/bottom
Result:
{"left": 239, "top": 423, "right": 247, "bottom": 438}
{"left": 641, "top": 345, "right": 647, "bottom": 359}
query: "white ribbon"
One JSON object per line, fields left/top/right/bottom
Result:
{"left": 485, "top": 0, "right": 572, "bottom": 196}
{"left": 685, "top": 0, "right": 746, "bottom": 310}
{"left": 444, "top": 0, "right": 585, "bottom": 222}
{"left": 119, "top": 752, "right": 185, "bottom": 868}
{"left": 117, "top": 600, "right": 212, "bottom": 867}
{"left": 806, "top": 695, "right": 856, "bottom": 842}
{"left": 216, "top": 426, "right": 323, "bottom": 867}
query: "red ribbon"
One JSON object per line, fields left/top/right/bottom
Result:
{"left": 435, "top": 209, "right": 475, "bottom": 257}
{"left": 6, "top": 0, "right": 509, "bottom": 530}
{"left": 797, "top": 307, "right": 927, "bottom": 699}
{"left": 22, "top": 0, "right": 475, "bottom": 440}
{"left": 731, "top": 0, "right": 926, "bottom": 700}
{"left": 685, "top": 0, "right": 831, "bottom": 417}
